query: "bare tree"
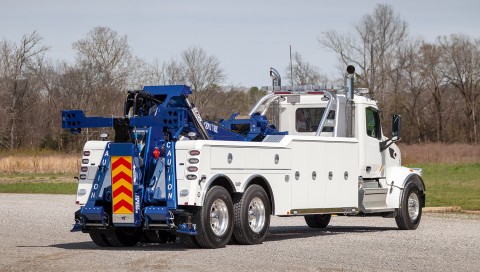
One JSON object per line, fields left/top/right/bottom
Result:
{"left": 418, "top": 42, "right": 448, "bottom": 141}
{"left": 72, "top": 26, "right": 133, "bottom": 88}
{"left": 285, "top": 52, "right": 328, "bottom": 85}
{"left": 319, "top": 4, "right": 408, "bottom": 98}
{"left": 141, "top": 58, "right": 186, "bottom": 86}
{"left": 0, "top": 31, "right": 48, "bottom": 150}
{"left": 163, "top": 58, "right": 186, "bottom": 85}
{"left": 70, "top": 26, "right": 136, "bottom": 117}
{"left": 398, "top": 40, "right": 431, "bottom": 142}
{"left": 438, "top": 34, "right": 480, "bottom": 143}
{"left": 181, "top": 46, "right": 225, "bottom": 108}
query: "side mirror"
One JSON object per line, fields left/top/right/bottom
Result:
{"left": 392, "top": 114, "right": 401, "bottom": 141}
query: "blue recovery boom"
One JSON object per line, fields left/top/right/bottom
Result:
{"left": 63, "top": 85, "right": 285, "bottom": 234}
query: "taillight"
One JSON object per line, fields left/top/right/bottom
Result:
{"left": 83, "top": 151, "right": 91, "bottom": 156}
{"left": 153, "top": 147, "right": 160, "bottom": 159}
{"left": 186, "top": 174, "right": 197, "bottom": 180}
{"left": 189, "top": 150, "right": 200, "bottom": 156}
{"left": 80, "top": 167, "right": 88, "bottom": 172}
{"left": 188, "top": 158, "right": 199, "bottom": 164}
{"left": 82, "top": 159, "right": 89, "bottom": 164}
{"left": 79, "top": 174, "right": 87, "bottom": 180}
{"left": 187, "top": 166, "right": 198, "bottom": 172}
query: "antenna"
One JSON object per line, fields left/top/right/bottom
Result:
{"left": 289, "top": 45, "right": 293, "bottom": 85}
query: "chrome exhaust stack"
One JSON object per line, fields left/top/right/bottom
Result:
{"left": 346, "top": 65, "right": 355, "bottom": 137}
{"left": 270, "top": 67, "right": 281, "bottom": 87}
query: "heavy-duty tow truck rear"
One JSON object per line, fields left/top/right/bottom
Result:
{"left": 63, "top": 66, "right": 425, "bottom": 248}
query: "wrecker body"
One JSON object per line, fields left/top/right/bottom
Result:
{"left": 63, "top": 67, "right": 425, "bottom": 248}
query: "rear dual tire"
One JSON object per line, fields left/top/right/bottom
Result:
{"left": 89, "top": 231, "right": 110, "bottom": 247}
{"left": 89, "top": 228, "right": 141, "bottom": 247}
{"left": 187, "top": 185, "right": 271, "bottom": 248}
{"left": 233, "top": 185, "right": 271, "bottom": 245}
{"left": 192, "top": 186, "right": 234, "bottom": 249}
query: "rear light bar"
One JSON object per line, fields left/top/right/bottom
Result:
{"left": 274, "top": 91, "right": 325, "bottom": 95}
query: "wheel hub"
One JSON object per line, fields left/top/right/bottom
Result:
{"left": 248, "top": 197, "right": 266, "bottom": 233}
{"left": 407, "top": 193, "right": 420, "bottom": 221}
{"left": 209, "top": 199, "right": 229, "bottom": 235}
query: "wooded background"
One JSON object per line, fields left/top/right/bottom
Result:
{"left": 1, "top": 4, "right": 479, "bottom": 151}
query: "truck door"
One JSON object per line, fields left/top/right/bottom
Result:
{"left": 291, "top": 142, "right": 310, "bottom": 209}
{"left": 363, "top": 107, "right": 383, "bottom": 178}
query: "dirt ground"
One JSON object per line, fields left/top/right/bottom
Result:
{"left": 1, "top": 193, "right": 479, "bottom": 272}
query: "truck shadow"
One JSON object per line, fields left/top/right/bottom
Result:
{"left": 266, "top": 225, "right": 397, "bottom": 242}
{"left": 44, "top": 225, "right": 396, "bottom": 250}
{"left": 47, "top": 241, "right": 188, "bottom": 251}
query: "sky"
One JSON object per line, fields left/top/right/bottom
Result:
{"left": 1, "top": 0, "right": 479, "bottom": 87}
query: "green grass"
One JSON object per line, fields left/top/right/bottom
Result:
{"left": 0, "top": 173, "right": 78, "bottom": 194}
{"left": 0, "top": 163, "right": 479, "bottom": 210}
{"left": 410, "top": 163, "right": 480, "bottom": 210}
{"left": 0, "top": 182, "right": 77, "bottom": 194}
{"left": 0, "top": 173, "right": 76, "bottom": 183}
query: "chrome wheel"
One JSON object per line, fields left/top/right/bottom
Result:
{"left": 210, "top": 199, "right": 229, "bottom": 236}
{"left": 396, "top": 182, "right": 423, "bottom": 230}
{"left": 408, "top": 192, "right": 420, "bottom": 221}
{"left": 233, "top": 185, "right": 271, "bottom": 245}
{"left": 248, "top": 197, "right": 266, "bottom": 233}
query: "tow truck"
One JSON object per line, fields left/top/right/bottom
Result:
{"left": 63, "top": 66, "right": 425, "bottom": 248}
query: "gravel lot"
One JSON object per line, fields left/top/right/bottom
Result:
{"left": 1, "top": 193, "right": 479, "bottom": 272}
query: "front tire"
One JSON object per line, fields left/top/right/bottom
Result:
{"left": 233, "top": 185, "right": 271, "bottom": 244}
{"left": 304, "top": 214, "right": 331, "bottom": 228}
{"left": 193, "top": 186, "right": 233, "bottom": 248}
{"left": 395, "top": 182, "right": 423, "bottom": 230}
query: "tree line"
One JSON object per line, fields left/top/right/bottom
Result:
{"left": 0, "top": 4, "right": 479, "bottom": 151}
{"left": 319, "top": 4, "right": 480, "bottom": 144}
{"left": 0, "top": 27, "right": 266, "bottom": 151}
